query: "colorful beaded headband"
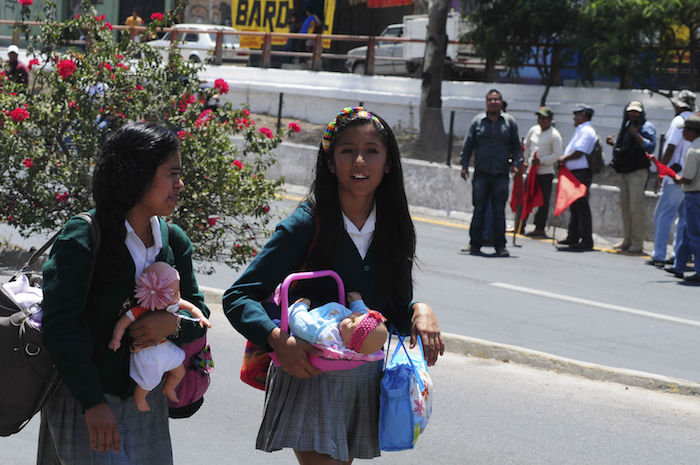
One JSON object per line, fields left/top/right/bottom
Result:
{"left": 321, "top": 106, "right": 384, "bottom": 152}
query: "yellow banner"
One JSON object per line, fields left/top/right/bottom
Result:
{"left": 231, "top": 0, "right": 334, "bottom": 49}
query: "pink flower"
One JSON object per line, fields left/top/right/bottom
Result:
{"left": 68, "top": 101, "right": 77, "bottom": 108}
{"left": 151, "top": 12, "right": 164, "bottom": 21}
{"left": 207, "top": 216, "right": 221, "bottom": 227}
{"left": 55, "top": 192, "right": 69, "bottom": 203}
{"left": 56, "top": 59, "right": 76, "bottom": 79}
{"left": 104, "top": 22, "right": 113, "bottom": 31}
{"left": 18, "top": 0, "right": 33, "bottom": 6}
{"left": 258, "top": 127, "right": 274, "bottom": 139}
{"left": 27, "top": 58, "right": 40, "bottom": 70}
{"left": 232, "top": 160, "right": 244, "bottom": 170}
{"left": 195, "top": 109, "right": 213, "bottom": 128}
{"left": 117, "top": 62, "right": 129, "bottom": 70}
{"left": 94, "top": 15, "right": 105, "bottom": 22}
{"left": 115, "top": 54, "right": 123, "bottom": 60}
{"left": 10, "top": 107, "right": 29, "bottom": 122}
{"left": 261, "top": 205, "right": 270, "bottom": 213}
{"left": 177, "top": 130, "right": 190, "bottom": 139}
{"left": 135, "top": 84, "right": 144, "bottom": 90}
{"left": 288, "top": 122, "right": 301, "bottom": 133}
{"left": 243, "top": 108, "right": 250, "bottom": 117}
{"left": 214, "top": 78, "right": 229, "bottom": 94}
{"left": 22, "top": 158, "right": 33, "bottom": 168}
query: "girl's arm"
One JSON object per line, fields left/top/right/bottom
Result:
{"left": 410, "top": 302, "right": 445, "bottom": 367}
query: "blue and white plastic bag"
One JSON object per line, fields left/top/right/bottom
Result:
{"left": 379, "top": 333, "right": 433, "bottom": 451}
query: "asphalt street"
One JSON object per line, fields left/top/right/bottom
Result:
{"left": 4, "top": 309, "right": 700, "bottom": 465}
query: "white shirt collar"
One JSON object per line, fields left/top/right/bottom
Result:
{"left": 124, "top": 216, "right": 163, "bottom": 279}
{"left": 342, "top": 206, "right": 376, "bottom": 260}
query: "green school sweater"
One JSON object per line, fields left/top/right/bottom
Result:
{"left": 42, "top": 213, "right": 209, "bottom": 411}
{"left": 223, "top": 202, "right": 413, "bottom": 350}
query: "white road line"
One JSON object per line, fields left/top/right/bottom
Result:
{"left": 491, "top": 282, "right": 700, "bottom": 329}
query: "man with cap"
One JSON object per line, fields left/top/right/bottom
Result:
{"left": 606, "top": 101, "right": 656, "bottom": 254}
{"left": 4, "top": 45, "right": 28, "bottom": 85}
{"left": 520, "top": 106, "right": 563, "bottom": 236}
{"left": 667, "top": 115, "right": 700, "bottom": 282}
{"left": 557, "top": 105, "right": 597, "bottom": 250}
{"left": 647, "top": 90, "right": 696, "bottom": 267}
{"left": 459, "top": 88, "right": 522, "bottom": 257}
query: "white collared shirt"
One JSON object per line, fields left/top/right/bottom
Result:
{"left": 124, "top": 216, "right": 163, "bottom": 280}
{"left": 564, "top": 121, "right": 596, "bottom": 171}
{"left": 342, "top": 206, "right": 376, "bottom": 260}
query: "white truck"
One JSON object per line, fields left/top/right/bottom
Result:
{"left": 344, "top": 12, "right": 482, "bottom": 78}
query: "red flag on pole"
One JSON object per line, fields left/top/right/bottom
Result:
{"left": 554, "top": 165, "right": 588, "bottom": 216}
{"left": 646, "top": 153, "right": 678, "bottom": 179}
{"left": 521, "top": 158, "right": 543, "bottom": 219}
{"left": 510, "top": 170, "right": 524, "bottom": 213}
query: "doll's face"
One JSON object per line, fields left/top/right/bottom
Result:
{"left": 339, "top": 311, "right": 365, "bottom": 345}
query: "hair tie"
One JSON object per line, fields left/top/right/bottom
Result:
{"left": 321, "top": 106, "right": 384, "bottom": 152}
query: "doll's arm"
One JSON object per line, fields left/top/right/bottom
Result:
{"left": 179, "top": 298, "right": 212, "bottom": 328}
{"left": 108, "top": 314, "right": 134, "bottom": 351}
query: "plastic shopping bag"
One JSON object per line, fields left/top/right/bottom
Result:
{"left": 379, "top": 332, "right": 433, "bottom": 451}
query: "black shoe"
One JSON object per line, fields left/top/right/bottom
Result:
{"left": 526, "top": 229, "right": 546, "bottom": 237}
{"left": 572, "top": 242, "right": 594, "bottom": 251}
{"left": 684, "top": 273, "right": 700, "bottom": 283}
{"left": 460, "top": 245, "right": 481, "bottom": 255}
{"left": 557, "top": 238, "right": 576, "bottom": 246}
{"left": 664, "top": 265, "right": 684, "bottom": 278}
{"left": 494, "top": 247, "right": 510, "bottom": 257}
{"left": 645, "top": 259, "right": 666, "bottom": 267}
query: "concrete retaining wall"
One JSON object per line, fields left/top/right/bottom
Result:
{"left": 266, "top": 141, "right": 660, "bottom": 240}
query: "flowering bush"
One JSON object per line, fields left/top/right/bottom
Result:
{"left": 0, "top": 0, "right": 297, "bottom": 270}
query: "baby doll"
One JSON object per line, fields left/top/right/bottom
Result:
{"left": 288, "top": 291, "right": 388, "bottom": 355}
{"left": 108, "top": 261, "right": 211, "bottom": 412}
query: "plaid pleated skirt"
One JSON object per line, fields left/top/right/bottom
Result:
{"left": 256, "top": 360, "right": 384, "bottom": 462}
{"left": 37, "top": 383, "right": 173, "bottom": 465}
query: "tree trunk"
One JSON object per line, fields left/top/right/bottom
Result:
{"left": 419, "top": 0, "right": 450, "bottom": 159}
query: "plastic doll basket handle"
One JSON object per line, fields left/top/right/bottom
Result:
{"left": 271, "top": 270, "right": 368, "bottom": 372}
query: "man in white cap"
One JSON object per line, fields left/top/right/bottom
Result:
{"left": 5, "top": 44, "right": 28, "bottom": 85}
{"left": 647, "top": 90, "right": 696, "bottom": 267}
{"left": 667, "top": 115, "right": 700, "bottom": 283}
{"left": 606, "top": 101, "right": 656, "bottom": 254}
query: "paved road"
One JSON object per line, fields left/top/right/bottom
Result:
{"left": 4, "top": 309, "right": 700, "bottom": 465}
{"left": 2, "top": 191, "right": 698, "bottom": 385}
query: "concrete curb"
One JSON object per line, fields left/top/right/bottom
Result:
{"left": 200, "top": 286, "right": 700, "bottom": 397}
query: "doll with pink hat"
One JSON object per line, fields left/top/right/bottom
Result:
{"left": 288, "top": 291, "right": 388, "bottom": 356}
{"left": 108, "top": 261, "right": 212, "bottom": 411}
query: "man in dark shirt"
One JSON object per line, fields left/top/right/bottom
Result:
{"left": 459, "top": 89, "right": 522, "bottom": 257}
{"left": 5, "top": 45, "right": 28, "bottom": 85}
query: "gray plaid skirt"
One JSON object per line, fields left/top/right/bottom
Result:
{"left": 37, "top": 383, "right": 173, "bottom": 465}
{"left": 256, "top": 360, "right": 384, "bottom": 462}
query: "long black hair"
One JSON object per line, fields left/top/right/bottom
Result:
{"left": 92, "top": 122, "right": 179, "bottom": 280}
{"left": 307, "top": 110, "right": 416, "bottom": 305}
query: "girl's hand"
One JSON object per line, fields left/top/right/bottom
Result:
{"left": 410, "top": 302, "right": 445, "bottom": 367}
{"left": 268, "top": 327, "right": 321, "bottom": 378}
{"left": 85, "top": 402, "right": 120, "bottom": 453}
{"left": 129, "top": 310, "right": 177, "bottom": 346}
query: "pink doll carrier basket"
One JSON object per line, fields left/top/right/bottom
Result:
{"left": 269, "top": 270, "right": 383, "bottom": 372}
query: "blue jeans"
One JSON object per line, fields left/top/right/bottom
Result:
{"left": 652, "top": 182, "right": 684, "bottom": 261}
{"left": 674, "top": 194, "right": 699, "bottom": 272}
{"left": 470, "top": 171, "right": 509, "bottom": 249}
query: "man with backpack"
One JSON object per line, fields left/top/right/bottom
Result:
{"left": 557, "top": 105, "right": 598, "bottom": 251}
{"left": 606, "top": 101, "right": 656, "bottom": 254}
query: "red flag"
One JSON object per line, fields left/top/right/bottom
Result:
{"left": 521, "top": 161, "right": 543, "bottom": 219}
{"left": 510, "top": 170, "right": 524, "bottom": 212}
{"left": 646, "top": 153, "right": 678, "bottom": 179}
{"left": 554, "top": 166, "right": 588, "bottom": 216}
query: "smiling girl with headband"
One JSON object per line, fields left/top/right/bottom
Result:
{"left": 224, "top": 106, "right": 444, "bottom": 464}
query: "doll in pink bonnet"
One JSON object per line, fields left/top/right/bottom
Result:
{"left": 108, "top": 261, "right": 211, "bottom": 411}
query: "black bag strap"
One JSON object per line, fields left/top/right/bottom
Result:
{"left": 16, "top": 212, "right": 101, "bottom": 279}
